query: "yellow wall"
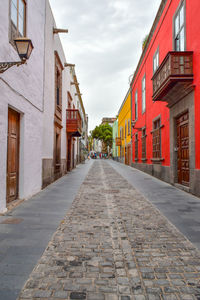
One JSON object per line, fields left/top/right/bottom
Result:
{"left": 118, "top": 90, "right": 131, "bottom": 157}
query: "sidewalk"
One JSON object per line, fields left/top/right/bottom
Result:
{"left": 18, "top": 160, "right": 200, "bottom": 300}
{"left": 109, "top": 160, "right": 200, "bottom": 250}
{"left": 0, "top": 160, "right": 93, "bottom": 300}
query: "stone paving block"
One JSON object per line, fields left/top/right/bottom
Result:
{"left": 87, "top": 292, "right": 105, "bottom": 300}
{"left": 17, "top": 161, "right": 200, "bottom": 300}
{"left": 53, "top": 290, "right": 68, "bottom": 298}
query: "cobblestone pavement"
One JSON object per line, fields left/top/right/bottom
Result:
{"left": 18, "top": 161, "right": 200, "bottom": 300}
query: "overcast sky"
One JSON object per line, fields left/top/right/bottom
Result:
{"left": 49, "top": 0, "right": 161, "bottom": 132}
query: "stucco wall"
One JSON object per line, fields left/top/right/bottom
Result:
{"left": 0, "top": 0, "right": 45, "bottom": 212}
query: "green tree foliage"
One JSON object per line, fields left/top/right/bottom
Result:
{"left": 91, "top": 123, "right": 113, "bottom": 148}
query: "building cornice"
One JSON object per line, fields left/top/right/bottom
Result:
{"left": 130, "top": 0, "right": 168, "bottom": 87}
{"left": 118, "top": 87, "right": 131, "bottom": 115}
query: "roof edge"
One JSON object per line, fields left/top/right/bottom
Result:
{"left": 130, "top": 0, "right": 168, "bottom": 87}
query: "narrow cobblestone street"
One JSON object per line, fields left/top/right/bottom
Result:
{"left": 17, "top": 160, "right": 200, "bottom": 300}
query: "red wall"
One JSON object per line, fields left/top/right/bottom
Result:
{"left": 131, "top": 0, "right": 200, "bottom": 169}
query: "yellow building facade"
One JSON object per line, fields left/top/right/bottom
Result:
{"left": 118, "top": 89, "right": 131, "bottom": 165}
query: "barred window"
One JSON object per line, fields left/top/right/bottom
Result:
{"left": 142, "top": 128, "right": 146, "bottom": 160}
{"left": 152, "top": 119, "right": 161, "bottom": 158}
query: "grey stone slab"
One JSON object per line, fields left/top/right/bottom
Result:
{"left": 0, "top": 160, "right": 93, "bottom": 300}
{"left": 0, "top": 289, "right": 20, "bottom": 300}
{"left": 108, "top": 160, "right": 200, "bottom": 250}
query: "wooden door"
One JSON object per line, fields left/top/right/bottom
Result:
{"left": 7, "top": 108, "right": 20, "bottom": 203}
{"left": 54, "top": 125, "right": 61, "bottom": 175}
{"left": 67, "top": 137, "right": 71, "bottom": 171}
{"left": 177, "top": 112, "right": 189, "bottom": 186}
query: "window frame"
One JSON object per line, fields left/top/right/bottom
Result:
{"left": 141, "top": 127, "right": 147, "bottom": 161}
{"left": 173, "top": 1, "right": 186, "bottom": 51}
{"left": 10, "top": 0, "right": 27, "bottom": 43}
{"left": 142, "top": 75, "right": 146, "bottom": 114}
{"left": 135, "top": 133, "right": 138, "bottom": 162}
{"left": 135, "top": 90, "right": 138, "bottom": 120}
{"left": 153, "top": 47, "right": 159, "bottom": 74}
{"left": 152, "top": 117, "right": 161, "bottom": 160}
{"left": 128, "top": 119, "right": 130, "bottom": 136}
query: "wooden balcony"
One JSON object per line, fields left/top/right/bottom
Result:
{"left": 152, "top": 52, "right": 194, "bottom": 106}
{"left": 115, "top": 137, "right": 121, "bottom": 146}
{"left": 66, "top": 109, "right": 82, "bottom": 137}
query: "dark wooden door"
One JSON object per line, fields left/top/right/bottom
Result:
{"left": 177, "top": 112, "right": 189, "bottom": 186}
{"left": 67, "top": 137, "right": 71, "bottom": 171}
{"left": 7, "top": 108, "right": 20, "bottom": 203}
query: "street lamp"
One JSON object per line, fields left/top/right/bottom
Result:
{"left": 0, "top": 37, "right": 34, "bottom": 73}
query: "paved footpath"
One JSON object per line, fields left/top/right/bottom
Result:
{"left": 0, "top": 160, "right": 93, "bottom": 300}
{"left": 18, "top": 160, "right": 200, "bottom": 300}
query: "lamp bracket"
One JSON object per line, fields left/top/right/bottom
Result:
{"left": 53, "top": 28, "right": 68, "bottom": 34}
{"left": 0, "top": 60, "right": 26, "bottom": 74}
{"left": 65, "top": 63, "right": 75, "bottom": 67}
{"left": 71, "top": 82, "right": 79, "bottom": 85}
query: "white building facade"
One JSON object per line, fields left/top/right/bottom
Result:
{"left": 0, "top": 0, "right": 46, "bottom": 213}
{"left": 0, "top": 0, "right": 88, "bottom": 213}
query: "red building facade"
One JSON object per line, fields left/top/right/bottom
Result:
{"left": 131, "top": 0, "right": 200, "bottom": 196}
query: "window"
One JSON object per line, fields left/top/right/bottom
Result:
{"left": 142, "top": 128, "right": 146, "bottom": 160}
{"left": 55, "top": 52, "right": 63, "bottom": 123}
{"left": 120, "top": 127, "right": 123, "bottom": 140}
{"left": 120, "top": 127, "right": 124, "bottom": 140}
{"left": 135, "top": 133, "right": 138, "bottom": 161}
{"left": 125, "top": 122, "right": 127, "bottom": 138}
{"left": 142, "top": 76, "right": 146, "bottom": 113}
{"left": 56, "top": 70, "right": 61, "bottom": 106}
{"left": 135, "top": 90, "right": 138, "bottom": 120}
{"left": 55, "top": 53, "right": 63, "bottom": 110}
{"left": 10, "top": 0, "right": 26, "bottom": 41}
{"left": 128, "top": 119, "right": 130, "bottom": 135}
{"left": 152, "top": 118, "right": 161, "bottom": 159}
{"left": 174, "top": 2, "right": 185, "bottom": 51}
{"left": 153, "top": 48, "right": 159, "bottom": 73}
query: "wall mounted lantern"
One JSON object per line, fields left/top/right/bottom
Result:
{"left": 0, "top": 37, "right": 34, "bottom": 73}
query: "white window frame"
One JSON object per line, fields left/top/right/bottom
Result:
{"left": 174, "top": 1, "right": 185, "bottom": 51}
{"left": 142, "top": 75, "right": 146, "bottom": 114}
{"left": 135, "top": 90, "right": 138, "bottom": 120}
{"left": 153, "top": 48, "right": 159, "bottom": 73}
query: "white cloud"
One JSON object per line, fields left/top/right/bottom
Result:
{"left": 49, "top": 0, "right": 161, "bottom": 131}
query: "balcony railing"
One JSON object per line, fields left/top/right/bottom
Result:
{"left": 115, "top": 137, "right": 121, "bottom": 146}
{"left": 152, "top": 51, "right": 193, "bottom": 104}
{"left": 66, "top": 109, "right": 82, "bottom": 137}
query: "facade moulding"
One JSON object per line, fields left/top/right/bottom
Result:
{"left": 130, "top": 0, "right": 169, "bottom": 88}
